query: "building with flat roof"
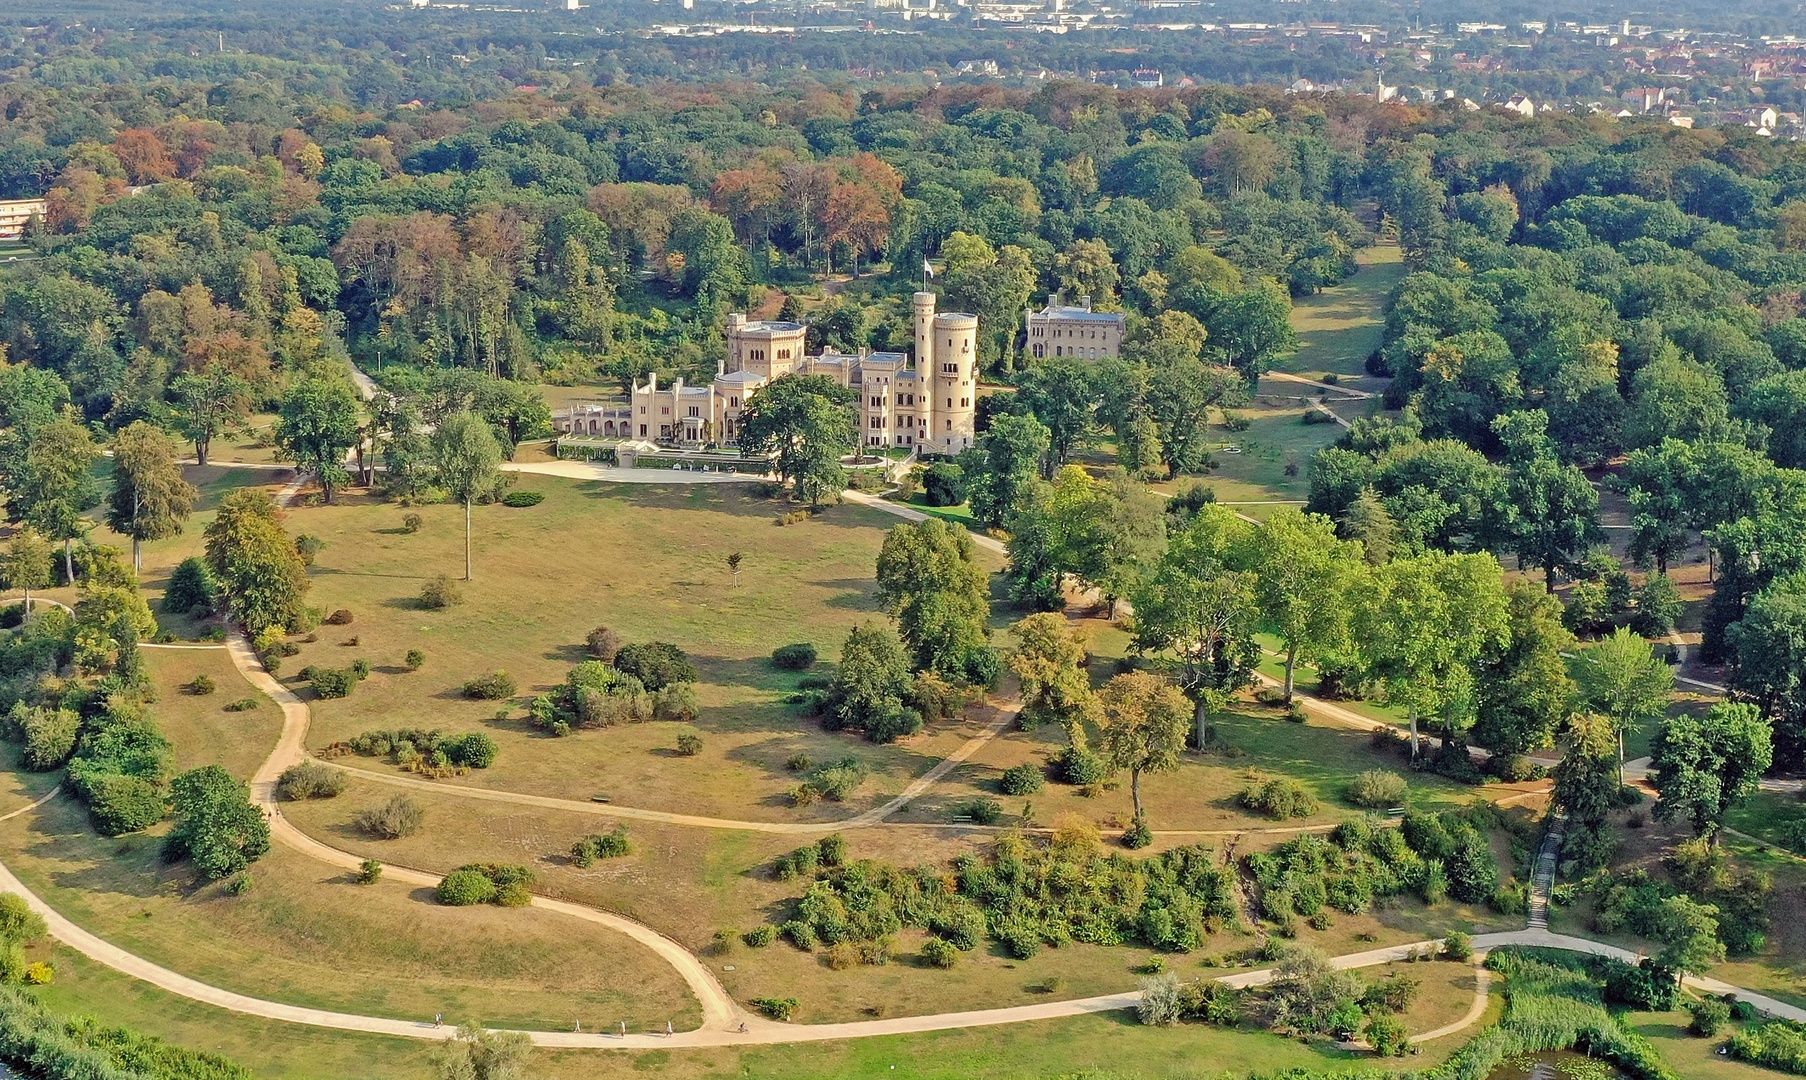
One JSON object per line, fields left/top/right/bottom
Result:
{"left": 1025, "top": 293, "right": 1126, "bottom": 360}
{"left": 0, "top": 199, "right": 45, "bottom": 241}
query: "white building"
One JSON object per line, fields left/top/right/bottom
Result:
{"left": 1025, "top": 294, "right": 1126, "bottom": 360}
{"left": 557, "top": 293, "right": 978, "bottom": 455}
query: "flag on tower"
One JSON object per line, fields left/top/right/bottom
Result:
{"left": 922, "top": 258, "right": 934, "bottom": 279}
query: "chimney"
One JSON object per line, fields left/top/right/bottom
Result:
{"left": 716, "top": 355, "right": 725, "bottom": 377}
{"left": 1079, "top": 295, "right": 1092, "bottom": 311}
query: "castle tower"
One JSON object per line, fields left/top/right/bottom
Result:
{"left": 930, "top": 310, "right": 978, "bottom": 454}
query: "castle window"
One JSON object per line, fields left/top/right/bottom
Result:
{"left": 729, "top": 397, "right": 739, "bottom": 407}
{"left": 661, "top": 406, "right": 669, "bottom": 415}
{"left": 688, "top": 406, "right": 700, "bottom": 417}
{"left": 961, "top": 397, "right": 969, "bottom": 407}
{"left": 639, "top": 424, "right": 647, "bottom": 437}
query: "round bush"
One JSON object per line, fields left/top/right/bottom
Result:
{"left": 437, "top": 868, "right": 498, "bottom": 906}
{"left": 323, "top": 609, "right": 354, "bottom": 626}
{"left": 999, "top": 763, "right": 1045, "bottom": 796}
{"left": 276, "top": 762, "right": 346, "bottom": 800}
{"left": 355, "top": 795, "right": 423, "bottom": 839}
{"left": 613, "top": 641, "right": 695, "bottom": 691}
{"left": 1054, "top": 747, "right": 1110, "bottom": 786}
{"left": 1346, "top": 769, "right": 1409, "bottom": 810}
{"left": 401, "top": 513, "right": 424, "bottom": 534}
{"left": 420, "top": 574, "right": 462, "bottom": 610}
{"left": 501, "top": 491, "right": 544, "bottom": 507}
{"left": 404, "top": 649, "right": 426, "bottom": 671}
{"left": 1122, "top": 816, "right": 1153, "bottom": 849}
{"left": 185, "top": 674, "right": 216, "bottom": 696}
{"left": 443, "top": 732, "right": 498, "bottom": 768}
{"left": 307, "top": 667, "right": 356, "bottom": 699}
{"left": 676, "top": 733, "right": 703, "bottom": 756}
{"left": 921, "top": 938, "right": 959, "bottom": 969}
{"left": 771, "top": 643, "right": 818, "bottom": 670}
{"left": 586, "top": 626, "right": 622, "bottom": 662}
{"left": 742, "top": 925, "right": 777, "bottom": 948}
{"left": 462, "top": 672, "right": 516, "bottom": 700}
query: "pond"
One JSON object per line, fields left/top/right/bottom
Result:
{"left": 1485, "top": 1051, "right": 1630, "bottom": 1080}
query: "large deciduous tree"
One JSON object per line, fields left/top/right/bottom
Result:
{"left": 965, "top": 413, "right": 1050, "bottom": 529}
{"left": 1243, "top": 508, "right": 1362, "bottom": 700}
{"left": 276, "top": 376, "right": 362, "bottom": 503}
{"left": 1351, "top": 551, "right": 1511, "bottom": 758}
{"left": 1474, "top": 581, "right": 1576, "bottom": 758}
{"left": 168, "top": 364, "right": 250, "bottom": 468}
{"left": 1010, "top": 612, "right": 1098, "bottom": 739}
{"left": 5, "top": 410, "right": 100, "bottom": 583}
{"left": 874, "top": 518, "right": 996, "bottom": 685}
{"left": 1651, "top": 701, "right": 1772, "bottom": 843}
{"left": 1493, "top": 411, "right": 1602, "bottom": 588}
{"left": 203, "top": 489, "right": 309, "bottom": 636}
{"left": 1730, "top": 580, "right": 1806, "bottom": 769}
{"left": 1129, "top": 504, "right": 1260, "bottom": 747}
{"left": 1574, "top": 626, "right": 1675, "bottom": 783}
{"left": 737, "top": 373, "right": 857, "bottom": 506}
{"left": 106, "top": 422, "right": 197, "bottom": 573}
{"left": 1095, "top": 671, "right": 1190, "bottom": 831}
{"left": 1, "top": 530, "right": 53, "bottom": 613}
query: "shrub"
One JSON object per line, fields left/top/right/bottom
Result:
{"left": 22, "top": 962, "right": 52, "bottom": 986}
{"left": 420, "top": 574, "right": 462, "bottom": 609}
{"left": 743, "top": 925, "right": 777, "bottom": 948}
{"left": 350, "top": 658, "right": 370, "bottom": 679}
{"left": 442, "top": 731, "right": 498, "bottom": 768}
{"left": 355, "top": 795, "right": 423, "bottom": 839}
{"left": 356, "top": 859, "right": 382, "bottom": 884}
{"left": 1603, "top": 957, "right": 1680, "bottom": 1011}
{"left": 1366, "top": 1014, "right": 1411, "bottom": 1056}
{"left": 163, "top": 557, "right": 219, "bottom": 615}
{"left": 922, "top": 462, "right": 967, "bottom": 506}
{"left": 1123, "top": 816, "right": 1153, "bottom": 849}
{"left": 1345, "top": 769, "right": 1408, "bottom": 810}
{"left": 816, "top": 834, "right": 848, "bottom": 866}
{"left": 1137, "top": 972, "right": 1183, "bottom": 1026}
{"left": 401, "top": 512, "right": 423, "bottom": 533}
{"left": 294, "top": 534, "right": 324, "bottom": 566}
{"left": 675, "top": 733, "right": 703, "bottom": 756}
{"left": 223, "top": 698, "right": 258, "bottom": 712}
{"left": 462, "top": 671, "right": 516, "bottom": 700}
{"left": 0, "top": 894, "right": 46, "bottom": 946}
{"left": 583, "top": 626, "right": 622, "bottom": 662}
{"left": 1688, "top": 997, "right": 1731, "bottom": 1037}
{"left": 501, "top": 491, "right": 544, "bottom": 507}
{"left": 921, "top": 937, "right": 960, "bottom": 969}
{"left": 13, "top": 706, "right": 79, "bottom": 771}
{"left": 570, "top": 826, "right": 631, "bottom": 866}
{"left": 185, "top": 674, "right": 216, "bottom": 696}
{"left": 653, "top": 682, "right": 700, "bottom": 723}
{"left": 323, "top": 609, "right": 354, "bottom": 625}
{"left": 1054, "top": 746, "right": 1110, "bottom": 785}
{"left": 772, "top": 643, "right": 818, "bottom": 670}
{"left": 752, "top": 997, "right": 798, "bottom": 1022}
{"left": 307, "top": 667, "right": 356, "bottom": 699}
{"left": 437, "top": 868, "right": 497, "bottom": 906}
{"left": 999, "top": 763, "right": 1045, "bottom": 796}
{"left": 1237, "top": 776, "right": 1318, "bottom": 819}
{"left": 1443, "top": 931, "right": 1473, "bottom": 962}
{"left": 404, "top": 648, "right": 425, "bottom": 670}
{"left": 957, "top": 798, "right": 1002, "bottom": 825}
{"left": 785, "top": 752, "right": 812, "bottom": 772}
{"left": 276, "top": 762, "right": 345, "bottom": 800}
{"left": 163, "top": 765, "right": 270, "bottom": 880}
{"left": 614, "top": 641, "right": 696, "bottom": 691}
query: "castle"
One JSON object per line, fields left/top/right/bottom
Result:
{"left": 556, "top": 292, "right": 979, "bottom": 455}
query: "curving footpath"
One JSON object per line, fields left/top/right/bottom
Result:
{"left": 0, "top": 472, "right": 1797, "bottom": 1053}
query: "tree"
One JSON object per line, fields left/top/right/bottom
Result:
{"left": 106, "top": 422, "right": 197, "bottom": 573}
{"left": 1474, "top": 582, "right": 1576, "bottom": 757}
{"left": 6, "top": 410, "right": 100, "bottom": 583}
{"left": 875, "top": 518, "right": 995, "bottom": 684}
{"left": 1575, "top": 627, "right": 1675, "bottom": 783}
{"left": 1652, "top": 895, "right": 1726, "bottom": 977}
{"left": 1010, "top": 613, "right": 1098, "bottom": 738}
{"left": 431, "top": 412, "right": 504, "bottom": 581}
{"left": 1551, "top": 711, "right": 1621, "bottom": 874}
{"left": 737, "top": 373, "right": 857, "bottom": 506}
{"left": 1209, "top": 281, "right": 1298, "bottom": 382}
{"left": 1244, "top": 508, "right": 1362, "bottom": 699}
{"left": 276, "top": 377, "right": 361, "bottom": 503}
{"left": 164, "top": 764, "right": 269, "bottom": 880}
{"left": 1730, "top": 581, "right": 1806, "bottom": 768}
{"left": 1652, "top": 701, "right": 1773, "bottom": 842}
{"left": 1095, "top": 671, "right": 1190, "bottom": 827}
{"left": 1494, "top": 411, "right": 1602, "bottom": 589}
{"left": 1014, "top": 361, "right": 1095, "bottom": 472}
{"left": 1, "top": 531, "right": 53, "bottom": 614}
{"left": 1351, "top": 551, "right": 1511, "bottom": 757}
{"left": 965, "top": 413, "right": 1050, "bottom": 529}
{"left": 168, "top": 365, "right": 249, "bottom": 468}
{"left": 204, "top": 489, "right": 309, "bottom": 636}
{"left": 1129, "top": 505, "right": 1260, "bottom": 747}
{"left": 823, "top": 623, "right": 916, "bottom": 741}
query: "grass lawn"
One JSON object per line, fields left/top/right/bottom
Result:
{"left": 1156, "top": 402, "right": 1344, "bottom": 510}
{"left": 1623, "top": 1012, "right": 1777, "bottom": 1079}
{"left": 0, "top": 793, "right": 699, "bottom": 1033}
{"left": 141, "top": 647, "right": 281, "bottom": 780}
{"left": 1274, "top": 244, "right": 1405, "bottom": 382}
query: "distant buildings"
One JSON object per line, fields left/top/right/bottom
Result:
{"left": 1026, "top": 294, "right": 1125, "bottom": 361}
{"left": 0, "top": 199, "right": 45, "bottom": 241}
